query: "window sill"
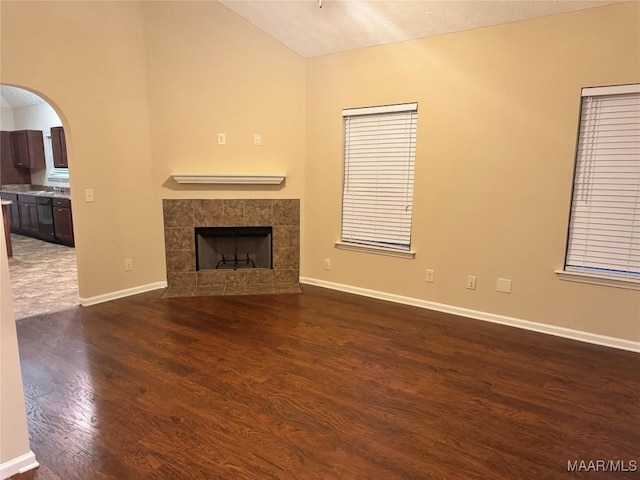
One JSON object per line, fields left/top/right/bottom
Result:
{"left": 47, "top": 171, "right": 69, "bottom": 183}
{"left": 334, "top": 240, "right": 416, "bottom": 259}
{"left": 47, "top": 176, "right": 69, "bottom": 183}
{"left": 555, "top": 270, "right": 640, "bottom": 291}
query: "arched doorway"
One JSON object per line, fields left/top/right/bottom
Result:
{"left": 0, "top": 84, "right": 79, "bottom": 318}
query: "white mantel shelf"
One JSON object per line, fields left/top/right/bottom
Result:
{"left": 171, "top": 173, "right": 286, "bottom": 185}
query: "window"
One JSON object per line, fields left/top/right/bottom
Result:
{"left": 560, "top": 84, "right": 640, "bottom": 289}
{"left": 44, "top": 130, "right": 69, "bottom": 183}
{"left": 337, "top": 103, "right": 417, "bottom": 258}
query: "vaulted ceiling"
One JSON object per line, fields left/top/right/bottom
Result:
{"left": 0, "top": 0, "right": 621, "bottom": 109}
{"left": 220, "top": 0, "right": 619, "bottom": 57}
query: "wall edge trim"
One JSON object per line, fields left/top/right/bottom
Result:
{"left": 78, "top": 281, "right": 167, "bottom": 307}
{"left": 299, "top": 277, "right": 640, "bottom": 353}
{"left": 0, "top": 451, "right": 38, "bottom": 480}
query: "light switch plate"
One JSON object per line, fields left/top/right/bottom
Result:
{"left": 425, "top": 269, "right": 434, "bottom": 283}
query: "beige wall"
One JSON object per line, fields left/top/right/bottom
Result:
{"left": 0, "top": 107, "right": 15, "bottom": 130}
{"left": 304, "top": 2, "right": 640, "bottom": 342}
{"left": 1, "top": 1, "right": 162, "bottom": 299}
{"left": 0, "top": 219, "right": 31, "bottom": 468}
{"left": 143, "top": 2, "right": 306, "bottom": 201}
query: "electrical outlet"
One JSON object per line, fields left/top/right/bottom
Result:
{"left": 467, "top": 275, "right": 477, "bottom": 290}
{"left": 323, "top": 259, "right": 331, "bottom": 270}
{"left": 425, "top": 269, "right": 435, "bottom": 283}
{"left": 217, "top": 133, "right": 226, "bottom": 145}
{"left": 253, "top": 133, "right": 262, "bottom": 146}
{"left": 125, "top": 259, "right": 133, "bottom": 272}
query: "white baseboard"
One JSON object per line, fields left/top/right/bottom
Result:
{"left": 78, "top": 281, "right": 167, "bottom": 307}
{"left": 1, "top": 451, "right": 38, "bottom": 479}
{"left": 300, "top": 277, "right": 640, "bottom": 353}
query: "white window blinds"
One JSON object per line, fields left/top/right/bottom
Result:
{"left": 565, "top": 84, "right": 640, "bottom": 279}
{"left": 341, "top": 103, "right": 417, "bottom": 250}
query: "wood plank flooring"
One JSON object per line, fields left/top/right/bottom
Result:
{"left": 12, "top": 285, "right": 640, "bottom": 479}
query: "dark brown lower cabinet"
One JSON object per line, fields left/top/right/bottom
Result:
{"left": 53, "top": 198, "right": 74, "bottom": 246}
{"left": 0, "top": 193, "right": 20, "bottom": 230}
{"left": 18, "top": 195, "right": 39, "bottom": 235}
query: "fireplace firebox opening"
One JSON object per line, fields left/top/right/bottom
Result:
{"left": 195, "top": 226, "right": 272, "bottom": 271}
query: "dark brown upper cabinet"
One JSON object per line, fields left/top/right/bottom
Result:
{"left": 10, "top": 130, "right": 45, "bottom": 169}
{"left": 51, "top": 126, "right": 68, "bottom": 168}
{"left": 0, "top": 131, "right": 31, "bottom": 184}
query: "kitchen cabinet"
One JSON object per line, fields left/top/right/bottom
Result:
{"left": 53, "top": 197, "right": 74, "bottom": 246}
{"left": 17, "top": 194, "right": 39, "bottom": 235}
{"left": 0, "top": 131, "right": 31, "bottom": 185}
{"left": 51, "top": 126, "right": 68, "bottom": 168}
{"left": 0, "top": 190, "right": 74, "bottom": 246}
{"left": 0, "top": 193, "right": 20, "bottom": 231}
{"left": 10, "top": 130, "right": 45, "bottom": 169}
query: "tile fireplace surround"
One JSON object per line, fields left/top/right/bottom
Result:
{"left": 162, "top": 199, "right": 300, "bottom": 297}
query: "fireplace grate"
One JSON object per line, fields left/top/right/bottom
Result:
{"left": 216, "top": 253, "right": 256, "bottom": 270}
{"left": 195, "top": 226, "right": 272, "bottom": 271}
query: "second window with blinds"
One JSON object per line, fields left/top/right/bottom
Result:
{"left": 559, "top": 83, "right": 639, "bottom": 289}
{"left": 336, "top": 103, "right": 417, "bottom": 258}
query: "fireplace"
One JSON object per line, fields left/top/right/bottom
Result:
{"left": 196, "top": 226, "right": 272, "bottom": 270}
{"left": 162, "top": 199, "right": 300, "bottom": 296}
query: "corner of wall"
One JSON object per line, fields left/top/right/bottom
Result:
{"left": 0, "top": 216, "right": 34, "bottom": 473}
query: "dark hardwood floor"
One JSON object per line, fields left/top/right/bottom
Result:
{"left": 12, "top": 285, "right": 639, "bottom": 479}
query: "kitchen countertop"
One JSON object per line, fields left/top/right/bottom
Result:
{"left": 0, "top": 184, "right": 71, "bottom": 200}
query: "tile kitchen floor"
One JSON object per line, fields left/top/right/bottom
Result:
{"left": 8, "top": 234, "right": 79, "bottom": 319}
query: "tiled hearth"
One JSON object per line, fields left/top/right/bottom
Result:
{"left": 162, "top": 199, "right": 300, "bottom": 297}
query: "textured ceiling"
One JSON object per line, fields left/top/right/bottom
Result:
{"left": 0, "top": 85, "right": 45, "bottom": 108}
{"left": 220, "top": 0, "right": 619, "bottom": 57}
